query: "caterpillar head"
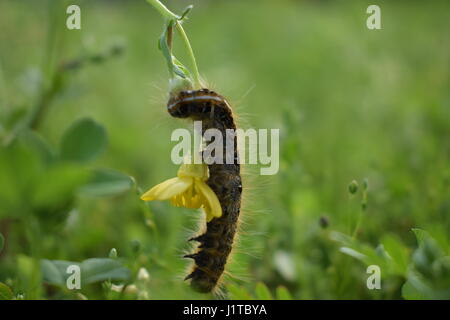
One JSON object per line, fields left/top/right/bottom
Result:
{"left": 167, "top": 88, "right": 231, "bottom": 120}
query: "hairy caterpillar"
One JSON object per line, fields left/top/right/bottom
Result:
{"left": 167, "top": 88, "right": 242, "bottom": 293}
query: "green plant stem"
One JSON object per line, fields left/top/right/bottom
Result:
{"left": 352, "top": 209, "right": 363, "bottom": 240}
{"left": 24, "top": 215, "right": 43, "bottom": 299}
{"left": 146, "top": 0, "right": 201, "bottom": 88}
{"left": 146, "top": 0, "right": 179, "bottom": 20}
{"left": 29, "top": 72, "right": 63, "bottom": 130}
{"left": 175, "top": 21, "right": 201, "bottom": 88}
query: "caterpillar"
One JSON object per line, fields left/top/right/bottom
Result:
{"left": 167, "top": 88, "right": 242, "bottom": 293}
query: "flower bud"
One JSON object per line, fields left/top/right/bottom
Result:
{"left": 131, "top": 240, "right": 141, "bottom": 254}
{"left": 348, "top": 180, "right": 358, "bottom": 194}
{"left": 124, "top": 284, "right": 138, "bottom": 295}
{"left": 110, "top": 284, "right": 124, "bottom": 292}
{"left": 319, "top": 215, "right": 329, "bottom": 229}
{"left": 362, "top": 178, "right": 369, "bottom": 191}
{"left": 169, "top": 76, "right": 193, "bottom": 94}
{"left": 109, "top": 248, "right": 118, "bottom": 259}
{"left": 137, "top": 267, "right": 150, "bottom": 282}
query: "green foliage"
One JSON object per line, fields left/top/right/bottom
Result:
{"left": 155, "top": 2, "right": 196, "bottom": 90}
{"left": 226, "top": 283, "right": 253, "bottom": 300}
{"left": 333, "top": 227, "right": 450, "bottom": 299}
{"left": 402, "top": 229, "right": 450, "bottom": 299}
{"left": 60, "top": 118, "right": 107, "bottom": 164}
{"left": 79, "top": 169, "right": 133, "bottom": 197}
{"left": 255, "top": 282, "right": 273, "bottom": 300}
{"left": 41, "top": 258, "right": 131, "bottom": 287}
{"left": 381, "top": 235, "right": 409, "bottom": 275}
{"left": 275, "top": 286, "right": 293, "bottom": 300}
{"left": 226, "top": 282, "right": 293, "bottom": 300}
{"left": 0, "top": 282, "right": 13, "bottom": 300}
{"left": 0, "top": 0, "right": 449, "bottom": 300}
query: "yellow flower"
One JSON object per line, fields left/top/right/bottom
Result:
{"left": 140, "top": 162, "right": 222, "bottom": 222}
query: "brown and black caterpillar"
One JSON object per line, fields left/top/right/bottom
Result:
{"left": 167, "top": 88, "right": 242, "bottom": 293}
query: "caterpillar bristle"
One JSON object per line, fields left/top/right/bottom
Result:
{"left": 183, "top": 253, "right": 198, "bottom": 260}
{"left": 184, "top": 271, "right": 195, "bottom": 281}
{"left": 188, "top": 234, "right": 206, "bottom": 243}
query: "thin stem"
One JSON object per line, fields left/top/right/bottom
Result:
{"left": 147, "top": 0, "right": 202, "bottom": 89}
{"left": 352, "top": 209, "right": 362, "bottom": 240}
{"left": 175, "top": 21, "right": 201, "bottom": 88}
{"left": 146, "top": 0, "right": 179, "bottom": 20}
{"left": 29, "top": 72, "right": 62, "bottom": 130}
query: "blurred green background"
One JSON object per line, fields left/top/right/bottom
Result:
{"left": 0, "top": 0, "right": 449, "bottom": 300}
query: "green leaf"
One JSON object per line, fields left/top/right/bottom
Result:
{"left": 18, "top": 130, "right": 55, "bottom": 164}
{"left": 81, "top": 258, "right": 131, "bottom": 284}
{"left": 0, "top": 232, "right": 4, "bottom": 253}
{"left": 402, "top": 280, "right": 425, "bottom": 300}
{"left": 412, "top": 228, "right": 448, "bottom": 259}
{"left": 255, "top": 282, "right": 273, "bottom": 300}
{"left": 41, "top": 258, "right": 130, "bottom": 287}
{"left": 226, "top": 284, "right": 253, "bottom": 300}
{"left": 159, "top": 20, "right": 176, "bottom": 76}
{"left": 60, "top": 118, "right": 107, "bottom": 163}
{"left": 412, "top": 238, "right": 443, "bottom": 279}
{"left": 412, "top": 228, "right": 431, "bottom": 247}
{"left": 3, "top": 107, "right": 27, "bottom": 131}
{"left": 0, "top": 142, "right": 43, "bottom": 217}
{"left": 30, "top": 164, "right": 90, "bottom": 228}
{"left": 41, "top": 259, "right": 68, "bottom": 286}
{"left": 172, "top": 57, "right": 191, "bottom": 79}
{"left": 0, "top": 283, "right": 13, "bottom": 300}
{"left": 179, "top": 5, "right": 193, "bottom": 21}
{"left": 381, "top": 234, "right": 409, "bottom": 275}
{"left": 329, "top": 231, "right": 354, "bottom": 247}
{"left": 275, "top": 286, "right": 293, "bottom": 300}
{"left": 402, "top": 273, "right": 431, "bottom": 300}
{"left": 339, "top": 247, "right": 367, "bottom": 262}
{"left": 17, "top": 254, "right": 36, "bottom": 286}
{"left": 79, "top": 168, "right": 133, "bottom": 197}
{"left": 32, "top": 164, "right": 90, "bottom": 210}
{"left": 158, "top": 21, "right": 191, "bottom": 80}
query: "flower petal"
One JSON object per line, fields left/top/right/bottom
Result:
{"left": 170, "top": 194, "right": 183, "bottom": 207}
{"left": 195, "top": 180, "right": 222, "bottom": 221}
{"left": 190, "top": 194, "right": 202, "bottom": 208}
{"left": 141, "top": 177, "right": 193, "bottom": 201}
{"left": 202, "top": 204, "right": 214, "bottom": 222}
{"left": 177, "top": 162, "right": 209, "bottom": 180}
